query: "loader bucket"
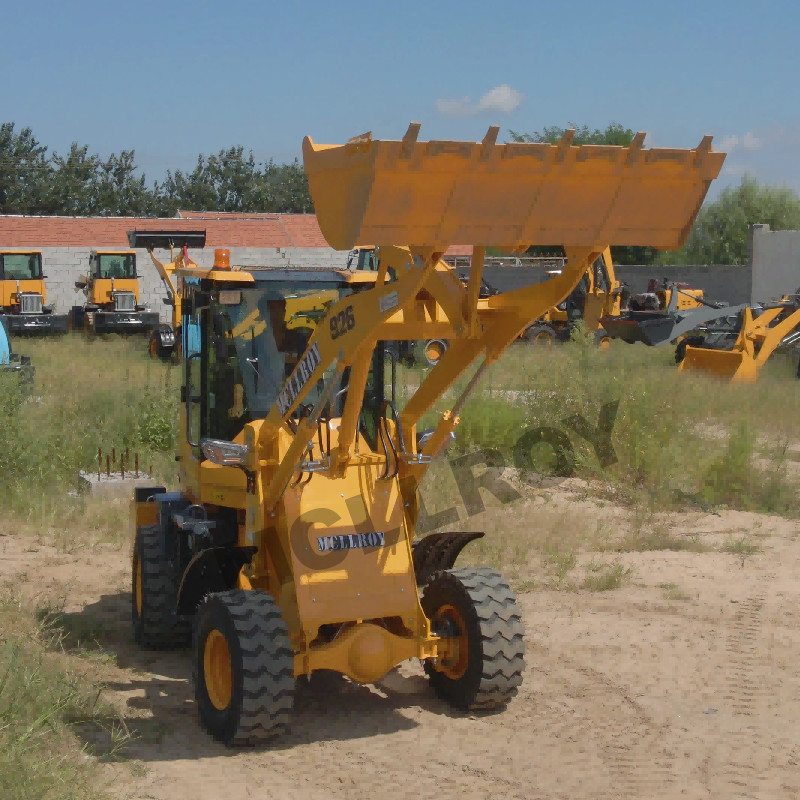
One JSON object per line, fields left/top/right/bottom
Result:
{"left": 679, "top": 346, "right": 758, "bottom": 383}
{"left": 600, "top": 314, "right": 679, "bottom": 346}
{"left": 127, "top": 230, "right": 207, "bottom": 250}
{"left": 303, "top": 125, "right": 725, "bottom": 251}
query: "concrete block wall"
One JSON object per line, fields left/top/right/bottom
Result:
{"left": 481, "top": 263, "right": 751, "bottom": 306}
{"left": 750, "top": 224, "right": 800, "bottom": 303}
{"left": 39, "top": 246, "right": 350, "bottom": 321}
{"left": 38, "top": 246, "right": 760, "bottom": 319}
{"left": 614, "top": 265, "right": 751, "bottom": 305}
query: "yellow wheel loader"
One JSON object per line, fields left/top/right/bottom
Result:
{"left": 130, "top": 124, "right": 723, "bottom": 745}
{"left": 73, "top": 249, "right": 160, "bottom": 335}
{"left": 0, "top": 250, "right": 68, "bottom": 334}
{"left": 127, "top": 230, "right": 207, "bottom": 361}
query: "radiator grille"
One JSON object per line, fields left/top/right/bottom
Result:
{"left": 114, "top": 292, "right": 136, "bottom": 312}
{"left": 19, "top": 294, "right": 43, "bottom": 314}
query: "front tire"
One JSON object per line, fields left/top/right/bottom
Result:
{"left": 422, "top": 567, "right": 525, "bottom": 711}
{"left": 193, "top": 590, "right": 295, "bottom": 746}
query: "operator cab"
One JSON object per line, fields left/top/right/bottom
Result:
{"left": 0, "top": 252, "right": 43, "bottom": 281}
{"left": 182, "top": 267, "right": 387, "bottom": 457}
{"left": 90, "top": 251, "right": 137, "bottom": 279}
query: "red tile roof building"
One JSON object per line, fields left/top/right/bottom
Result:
{"left": 0, "top": 212, "right": 474, "bottom": 255}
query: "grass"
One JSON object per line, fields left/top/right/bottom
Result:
{"left": 0, "top": 334, "right": 178, "bottom": 536}
{"left": 0, "top": 590, "right": 128, "bottom": 800}
{"left": 660, "top": 582, "right": 692, "bottom": 602}
{"left": 406, "top": 335, "right": 800, "bottom": 517}
{"left": 581, "top": 561, "right": 631, "bottom": 592}
{"left": 603, "top": 508, "right": 708, "bottom": 553}
{"left": 722, "top": 536, "right": 761, "bottom": 556}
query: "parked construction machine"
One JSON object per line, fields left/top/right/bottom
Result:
{"left": 73, "top": 249, "right": 159, "bottom": 335}
{"left": 126, "top": 230, "right": 207, "bottom": 361}
{"left": 130, "top": 124, "right": 723, "bottom": 744}
{"left": 525, "top": 247, "right": 624, "bottom": 345}
{"left": 599, "top": 277, "right": 740, "bottom": 348}
{"left": 0, "top": 250, "right": 68, "bottom": 334}
{"left": 678, "top": 292, "right": 800, "bottom": 382}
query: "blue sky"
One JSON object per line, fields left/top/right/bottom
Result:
{"left": 2, "top": 0, "right": 799, "bottom": 199}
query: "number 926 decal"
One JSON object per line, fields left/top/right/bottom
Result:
{"left": 329, "top": 305, "right": 355, "bottom": 339}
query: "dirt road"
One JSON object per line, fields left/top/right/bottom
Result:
{"left": 2, "top": 502, "right": 799, "bottom": 800}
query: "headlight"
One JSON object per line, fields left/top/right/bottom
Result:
{"left": 200, "top": 438, "right": 249, "bottom": 466}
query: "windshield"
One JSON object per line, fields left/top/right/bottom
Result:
{"left": 212, "top": 283, "right": 351, "bottom": 422}
{"left": 97, "top": 253, "right": 136, "bottom": 279}
{"left": 1, "top": 253, "right": 42, "bottom": 281}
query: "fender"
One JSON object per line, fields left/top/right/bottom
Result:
{"left": 176, "top": 545, "right": 257, "bottom": 615}
{"left": 412, "top": 531, "right": 485, "bottom": 586}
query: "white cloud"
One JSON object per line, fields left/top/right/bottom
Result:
{"left": 719, "top": 127, "right": 783, "bottom": 153}
{"left": 476, "top": 85, "right": 523, "bottom": 113}
{"left": 435, "top": 95, "right": 474, "bottom": 117}
{"left": 741, "top": 131, "right": 763, "bottom": 150}
{"left": 436, "top": 84, "right": 523, "bottom": 117}
{"left": 709, "top": 122, "right": 800, "bottom": 198}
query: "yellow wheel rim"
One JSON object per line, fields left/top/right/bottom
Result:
{"left": 533, "top": 331, "right": 552, "bottom": 344}
{"left": 149, "top": 336, "right": 159, "bottom": 358}
{"left": 436, "top": 604, "right": 469, "bottom": 680}
{"left": 597, "top": 336, "right": 610, "bottom": 349}
{"left": 204, "top": 629, "right": 233, "bottom": 710}
{"left": 134, "top": 559, "right": 143, "bottom": 617}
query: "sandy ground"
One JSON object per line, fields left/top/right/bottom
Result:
{"left": 2, "top": 502, "right": 800, "bottom": 800}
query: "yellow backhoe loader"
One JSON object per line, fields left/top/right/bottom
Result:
{"left": 524, "top": 248, "right": 624, "bottom": 345}
{"left": 679, "top": 292, "right": 800, "bottom": 382}
{"left": 73, "top": 249, "right": 159, "bottom": 335}
{"left": 0, "top": 250, "right": 68, "bottom": 334}
{"left": 131, "top": 124, "right": 723, "bottom": 744}
{"left": 127, "top": 230, "right": 207, "bottom": 361}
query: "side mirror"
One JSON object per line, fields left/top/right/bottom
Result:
{"left": 163, "top": 297, "right": 174, "bottom": 305}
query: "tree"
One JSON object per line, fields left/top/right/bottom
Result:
{"left": 509, "top": 121, "right": 636, "bottom": 147}
{"left": 507, "top": 122, "right": 657, "bottom": 264}
{"left": 156, "top": 148, "right": 313, "bottom": 215}
{"left": 47, "top": 143, "right": 103, "bottom": 216}
{"left": 96, "top": 150, "right": 154, "bottom": 216}
{"left": 1, "top": 121, "right": 315, "bottom": 217}
{"left": 0, "top": 123, "right": 51, "bottom": 214}
{"left": 671, "top": 176, "right": 800, "bottom": 265}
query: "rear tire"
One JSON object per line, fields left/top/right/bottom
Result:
{"left": 132, "top": 525, "right": 190, "bottom": 649}
{"left": 524, "top": 324, "right": 555, "bottom": 345}
{"left": 193, "top": 590, "right": 295, "bottom": 746}
{"left": 422, "top": 567, "right": 525, "bottom": 711}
